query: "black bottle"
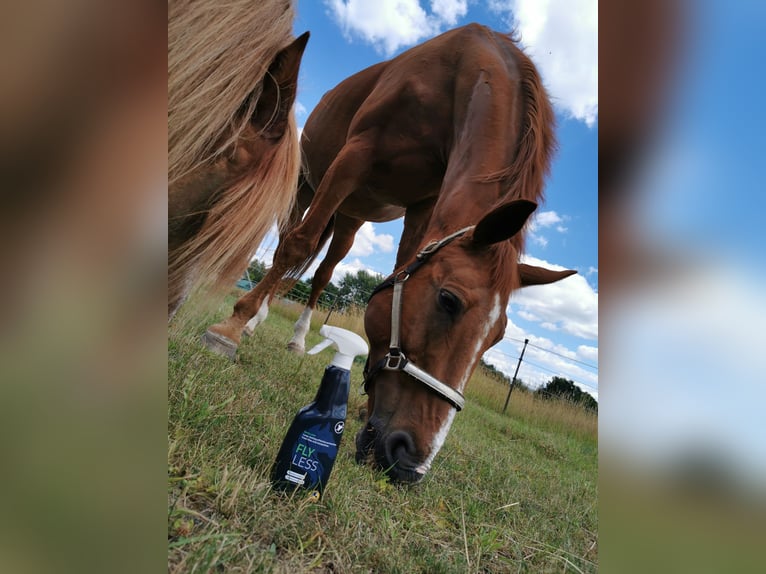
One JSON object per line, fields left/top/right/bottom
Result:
{"left": 271, "top": 326, "right": 367, "bottom": 497}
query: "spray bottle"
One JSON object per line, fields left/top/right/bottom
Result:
{"left": 271, "top": 325, "right": 368, "bottom": 497}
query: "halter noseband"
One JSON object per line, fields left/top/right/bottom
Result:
{"left": 363, "top": 226, "right": 475, "bottom": 411}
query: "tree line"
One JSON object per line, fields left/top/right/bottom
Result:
{"left": 479, "top": 361, "right": 597, "bottom": 413}
{"left": 243, "top": 260, "right": 384, "bottom": 312}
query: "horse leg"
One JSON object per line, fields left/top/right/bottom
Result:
{"left": 287, "top": 215, "right": 364, "bottom": 353}
{"left": 203, "top": 140, "right": 373, "bottom": 358}
{"left": 242, "top": 176, "right": 313, "bottom": 337}
{"left": 243, "top": 296, "right": 271, "bottom": 336}
{"left": 395, "top": 199, "right": 436, "bottom": 267}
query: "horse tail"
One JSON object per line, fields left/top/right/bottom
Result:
{"left": 281, "top": 211, "right": 336, "bottom": 284}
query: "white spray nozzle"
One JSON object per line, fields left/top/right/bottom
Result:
{"left": 307, "top": 325, "right": 369, "bottom": 371}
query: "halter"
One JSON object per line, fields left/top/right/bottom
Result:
{"left": 363, "top": 226, "right": 475, "bottom": 411}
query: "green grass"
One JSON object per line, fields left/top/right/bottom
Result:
{"left": 168, "top": 292, "right": 597, "bottom": 573}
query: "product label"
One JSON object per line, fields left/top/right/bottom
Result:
{"left": 281, "top": 421, "right": 344, "bottom": 490}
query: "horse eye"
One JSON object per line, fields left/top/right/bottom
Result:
{"left": 438, "top": 289, "right": 462, "bottom": 315}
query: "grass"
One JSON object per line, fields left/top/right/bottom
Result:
{"left": 168, "top": 291, "right": 597, "bottom": 573}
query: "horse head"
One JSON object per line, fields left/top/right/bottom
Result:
{"left": 358, "top": 199, "right": 576, "bottom": 483}
{"left": 168, "top": 30, "right": 309, "bottom": 318}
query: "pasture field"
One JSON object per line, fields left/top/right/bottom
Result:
{"left": 168, "top": 292, "right": 597, "bottom": 573}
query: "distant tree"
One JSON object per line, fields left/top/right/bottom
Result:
{"left": 337, "top": 270, "right": 384, "bottom": 309}
{"left": 512, "top": 378, "right": 531, "bottom": 394}
{"left": 316, "top": 281, "right": 341, "bottom": 309}
{"left": 284, "top": 278, "right": 312, "bottom": 304}
{"left": 478, "top": 359, "right": 506, "bottom": 382}
{"left": 245, "top": 259, "right": 267, "bottom": 283}
{"left": 536, "top": 376, "right": 598, "bottom": 413}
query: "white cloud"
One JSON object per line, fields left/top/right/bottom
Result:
{"left": 330, "top": 258, "right": 384, "bottom": 284}
{"left": 531, "top": 210, "right": 564, "bottom": 228}
{"left": 530, "top": 234, "right": 548, "bottom": 248}
{"left": 252, "top": 225, "right": 280, "bottom": 265}
{"left": 349, "top": 222, "right": 395, "bottom": 257}
{"left": 490, "top": 0, "right": 598, "bottom": 126}
{"left": 325, "top": 0, "right": 439, "bottom": 56}
{"left": 528, "top": 210, "right": 569, "bottom": 247}
{"left": 431, "top": 0, "right": 468, "bottom": 25}
{"left": 577, "top": 344, "right": 598, "bottom": 362}
{"left": 295, "top": 101, "right": 307, "bottom": 118}
{"left": 323, "top": 0, "right": 473, "bottom": 55}
{"left": 512, "top": 254, "right": 598, "bottom": 340}
{"left": 326, "top": 1, "right": 596, "bottom": 124}
{"left": 517, "top": 310, "right": 538, "bottom": 322}
{"left": 483, "top": 319, "right": 598, "bottom": 394}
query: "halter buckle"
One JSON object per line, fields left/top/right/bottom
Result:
{"left": 384, "top": 352, "right": 407, "bottom": 370}
{"left": 395, "top": 270, "right": 410, "bottom": 283}
{"left": 417, "top": 240, "right": 440, "bottom": 259}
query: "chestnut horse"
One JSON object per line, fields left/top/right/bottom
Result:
{"left": 204, "top": 24, "right": 576, "bottom": 482}
{"left": 168, "top": 0, "right": 308, "bottom": 319}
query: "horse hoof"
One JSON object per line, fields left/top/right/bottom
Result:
{"left": 286, "top": 342, "right": 305, "bottom": 355}
{"left": 201, "top": 330, "right": 238, "bottom": 360}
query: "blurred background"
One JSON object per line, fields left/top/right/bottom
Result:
{"left": 0, "top": 2, "right": 166, "bottom": 573}
{"left": 600, "top": 0, "right": 766, "bottom": 571}
{"left": 0, "top": 0, "right": 763, "bottom": 572}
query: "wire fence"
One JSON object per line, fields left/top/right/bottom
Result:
{"left": 237, "top": 273, "right": 598, "bottom": 397}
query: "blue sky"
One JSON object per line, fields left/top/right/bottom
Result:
{"left": 257, "top": 0, "right": 598, "bottom": 397}
{"left": 599, "top": 0, "right": 766, "bottom": 488}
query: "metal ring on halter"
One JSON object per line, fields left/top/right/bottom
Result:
{"left": 363, "top": 226, "right": 475, "bottom": 412}
{"left": 384, "top": 352, "right": 406, "bottom": 370}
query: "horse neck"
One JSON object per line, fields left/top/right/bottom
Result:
{"left": 427, "top": 178, "right": 505, "bottom": 236}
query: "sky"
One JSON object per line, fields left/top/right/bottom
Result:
{"left": 256, "top": 0, "right": 599, "bottom": 398}
{"left": 599, "top": 0, "right": 766, "bottom": 491}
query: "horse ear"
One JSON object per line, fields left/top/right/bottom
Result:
{"left": 519, "top": 264, "right": 577, "bottom": 286}
{"left": 253, "top": 31, "right": 310, "bottom": 139}
{"left": 471, "top": 199, "right": 537, "bottom": 247}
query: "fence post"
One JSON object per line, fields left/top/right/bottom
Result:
{"left": 503, "top": 338, "right": 529, "bottom": 414}
{"left": 323, "top": 294, "right": 339, "bottom": 324}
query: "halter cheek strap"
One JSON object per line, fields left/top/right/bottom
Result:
{"left": 363, "top": 226, "right": 475, "bottom": 412}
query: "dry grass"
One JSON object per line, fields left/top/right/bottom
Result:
{"left": 168, "top": 291, "right": 598, "bottom": 572}
{"left": 468, "top": 369, "right": 598, "bottom": 442}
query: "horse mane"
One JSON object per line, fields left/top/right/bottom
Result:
{"left": 168, "top": 113, "right": 301, "bottom": 301}
{"left": 479, "top": 33, "right": 557, "bottom": 294}
{"left": 168, "top": 0, "right": 296, "bottom": 184}
{"left": 168, "top": 0, "right": 300, "bottom": 305}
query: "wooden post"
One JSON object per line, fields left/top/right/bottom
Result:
{"left": 323, "top": 294, "right": 339, "bottom": 324}
{"left": 503, "top": 338, "right": 529, "bottom": 414}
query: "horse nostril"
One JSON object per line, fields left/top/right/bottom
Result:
{"left": 378, "top": 430, "right": 421, "bottom": 482}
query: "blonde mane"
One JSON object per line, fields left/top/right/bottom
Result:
{"left": 168, "top": 0, "right": 300, "bottom": 313}
{"left": 169, "top": 0, "right": 296, "bottom": 184}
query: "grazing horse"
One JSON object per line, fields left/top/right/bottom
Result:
{"left": 203, "top": 24, "right": 576, "bottom": 482}
{"left": 168, "top": 0, "right": 308, "bottom": 319}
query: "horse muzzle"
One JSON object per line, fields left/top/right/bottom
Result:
{"left": 355, "top": 421, "right": 426, "bottom": 484}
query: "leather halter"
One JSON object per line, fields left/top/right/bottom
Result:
{"left": 363, "top": 226, "right": 475, "bottom": 411}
